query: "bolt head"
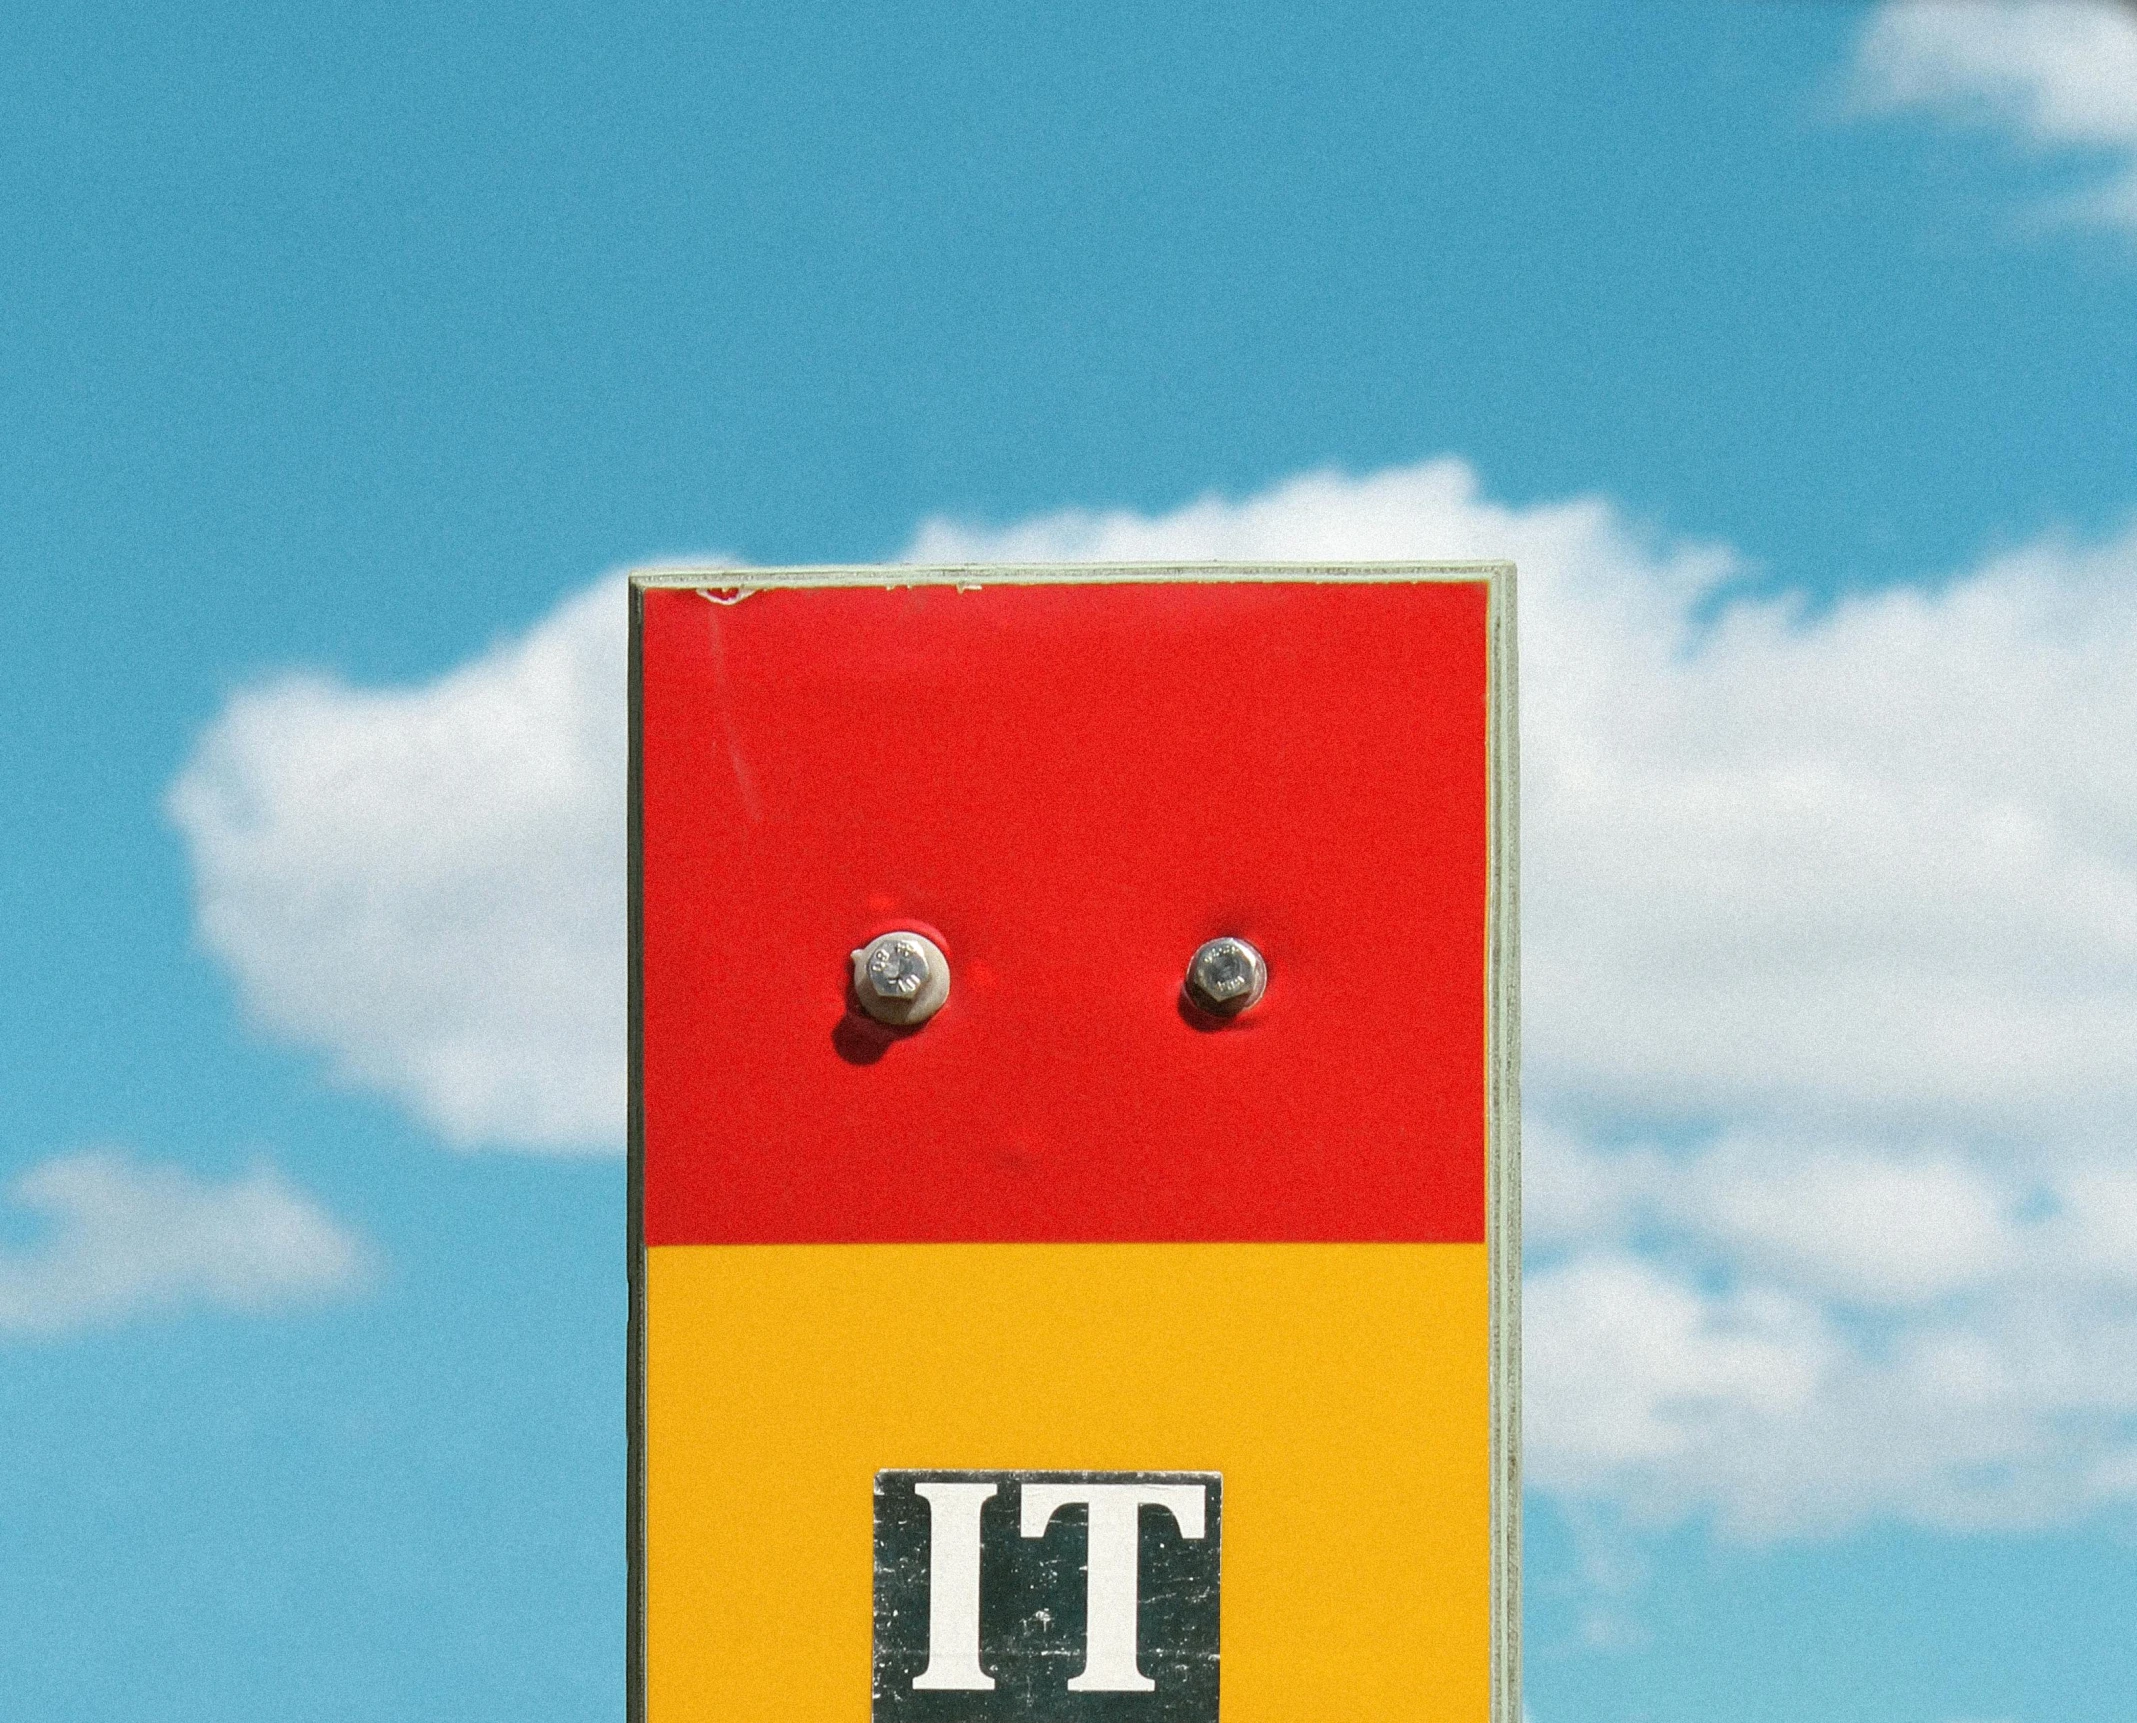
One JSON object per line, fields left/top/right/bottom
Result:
{"left": 851, "top": 931, "right": 951, "bottom": 1027}
{"left": 1186, "top": 937, "right": 1267, "bottom": 1016}
{"left": 865, "top": 935, "right": 930, "bottom": 1000}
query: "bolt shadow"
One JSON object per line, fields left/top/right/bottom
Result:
{"left": 1176, "top": 988, "right": 1255, "bottom": 1034}
{"left": 832, "top": 985, "right": 926, "bottom": 1066}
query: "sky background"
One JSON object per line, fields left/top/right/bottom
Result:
{"left": 4, "top": 2, "right": 2137, "bottom": 1719}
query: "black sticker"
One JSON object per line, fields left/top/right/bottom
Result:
{"left": 873, "top": 1469, "right": 1221, "bottom": 1722}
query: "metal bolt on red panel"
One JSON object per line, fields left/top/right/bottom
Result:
{"left": 852, "top": 930, "right": 949, "bottom": 1026}
{"left": 1184, "top": 936, "right": 1267, "bottom": 1017}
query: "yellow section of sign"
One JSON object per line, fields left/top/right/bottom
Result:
{"left": 645, "top": 1242, "right": 1489, "bottom": 1722}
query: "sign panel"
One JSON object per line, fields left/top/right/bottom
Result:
{"left": 631, "top": 566, "right": 1518, "bottom": 1723}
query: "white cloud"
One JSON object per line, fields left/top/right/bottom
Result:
{"left": 1526, "top": 1130, "right": 2027, "bottom": 1307}
{"left": 1853, "top": 0, "right": 2137, "bottom": 228}
{"left": 168, "top": 456, "right": 2137, "bottom": 1537}
{"left": 169, "top": 577, "right": 630, "bottom": 1150}
{"left": 1524, "top": 1132, "right": 2137, "bottom": 1536}
{"left": 0, "top": 1152, "right": 368, "bottom": 1338}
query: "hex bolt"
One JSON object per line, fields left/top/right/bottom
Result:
{"left": 1185, "top": 936, "right": 1268, "bottom": 1017}
{"left": 850, "top": 931, "right": 951, "bottom": 1027}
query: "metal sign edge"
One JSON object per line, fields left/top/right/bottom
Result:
{"left": 628, "top": 559, "right": 1513, "bottom": 590}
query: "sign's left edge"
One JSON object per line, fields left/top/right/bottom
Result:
{"left": 627, "top": 575, "right": 648, "bottom": 1723}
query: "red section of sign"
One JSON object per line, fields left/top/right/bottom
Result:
{"left": 638, "top": 580, "right": 1489, "bottom": 1245}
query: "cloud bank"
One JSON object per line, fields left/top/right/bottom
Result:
{"left": 168, "top": 457, "right": 2137, "bottom": 1536}
{"left": 169, "top": 578, "right": 628, "bottom": 1150}
{"left": 1854, "top": 0, "right": 2137, "bottom": 229}
{"left": 0, "top": 1152, "right": 368, "bottom": 1338}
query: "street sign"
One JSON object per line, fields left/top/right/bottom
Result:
{"left": 630, "top": 565, "right": 1519, "bottom": 1723}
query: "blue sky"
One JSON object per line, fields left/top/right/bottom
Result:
{"left": 4, "top": 2, "right": 2136, "bottom": 1719}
